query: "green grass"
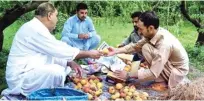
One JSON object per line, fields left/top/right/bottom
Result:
{"left": 0, "top": 17, "right": 203, "bottom": 93}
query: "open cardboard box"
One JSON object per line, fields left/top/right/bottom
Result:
{"left": 106, "top": 60, "right": 141, "bottom": 84}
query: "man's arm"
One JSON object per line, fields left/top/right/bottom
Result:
{"left": 87, "top": 18, "right": 97, "bottom": 38}
{"left": 75, "top": 50, "right": 102, "bottom": 59}
{"left": 116, "top": 38, "right": 147, "bottom": 54}
{"left": 67, "top": 61, "right": 83, "bottom": 77}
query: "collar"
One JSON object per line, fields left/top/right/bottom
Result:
{"left": 149, "top": 27, "right": 163, "bottom": 46}
{"left": 74, "top": 14, "right": 87, "bottom": 22}
{"left": 32, "top": 17, "right": 54, "bottom": 39}
{"left": 32, "top": 17, "right": 49, "bottom": 32}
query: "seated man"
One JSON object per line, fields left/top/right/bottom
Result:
{"left": 117, "top": 11, "right": 142, "bottom": 61}
{"left": 118, "top": 11, "right": 142, "bottom": 48}
{"left": 108, "top": 11, "right": 189, "bottom": 89}
{"left": 61, "top": 3, "right": 100, "bottom": 51}
{"left": 1, "top": 3, "right": 103, "bottom": 98}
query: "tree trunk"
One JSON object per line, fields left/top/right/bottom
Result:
{"left": 0, "top": 31, "right": 3, "bottom": 51}
{"left": 180, "top": 1, "right": 204, "bottom": 45}
{"left": 0, "top": 1, "right": 47, "bottom": 52}
{"left": 196, "top": 32, "right": 204, "bottom": 45}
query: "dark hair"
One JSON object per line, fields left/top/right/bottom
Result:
{"left": 139, "top": 11, "right": 159, "bottom": 29}
{"left": 131, "top": 11, "right": 142, "bottom": 19}
{"left": 35, "top": 2, "right": 56, "bottom": 17}
{"left": 76, "top": 3, "right": 88, "bottom": 11}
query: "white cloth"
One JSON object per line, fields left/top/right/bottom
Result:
{"left": 1, "top": 17, "right": 80, "bottom": 96}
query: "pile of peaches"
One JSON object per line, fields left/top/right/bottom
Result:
{"left": 72, "top": 75, "right": 103, "bottom": 100}
{"left": 108, "top": 83, "right": 149, "bottom": 100}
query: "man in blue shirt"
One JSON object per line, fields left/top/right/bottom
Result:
{"left": 61, "top": 3, "right": 100, "bottom": 51}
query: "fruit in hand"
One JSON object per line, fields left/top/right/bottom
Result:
{"left": 102, "top": 48, "right": 109, "bottom": 54}
{"left": 124, "top": 65, "right": 131, "bottom": 72}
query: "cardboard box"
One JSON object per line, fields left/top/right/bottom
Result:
{"left": 106, "top": 71, "right": 126, "bottom": 84}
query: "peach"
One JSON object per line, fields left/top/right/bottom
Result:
{"left": 97, "top": 82, "right": 103, "bottom": 89}
{"left": 87, "top": 93, "right": 93, "bottom": 100}
{"left": 141, "top": 92, "right": 149, "bottom": 97}
{"left": 82, "top": 87, "right": 90, "bottom": 93}
{"left": 116, "top": 83, "right": 123, "bottom": 90}
{"left": 125, "top": 96, "right": 131, "bottom": 100}
{"left": 133, "top": 91, "right": 140, "bottom": 97}
{"left": 102, "top": 48, "right": 109, "bottom": 54}
{"left": 123, "top": 88, "right": 129, "bottom": 94}
{"left": 73, "top": 77, "right": 80, "bottom": 84}
{"left": 134, "top": 96, "right": 142, "bottom": 100}
{"left": 129, "top": 85, "right": 136, "bottom": 89}
{"left": 124, "top": 65, "right": 131, "bottom": 72}
{"left": 84, "top": 82, "right": 90, "bottom": 88}
{"left": 89, "top": 79, "right": 94, "bottom": 84}
{"left": 109, "top": 86, "right": 116, "bottom": 94}
{"left": 76, "top": 83, "right": 82, "bottom": 89}
{"left": 93, "top": 78, "right": 100, "bottom": 84}
{"left": 115, "top": 92, "right": 120, "bottom": 98}
{"left": 111, "top": 95, "right": 117, "bottom": 100}
{"left": 95, "top": 90, "right": 101, "bottom": 96}
{"left": 89, "top": 75, "right": 97, "bottom": 80}
{"left": 120, "top": 92, "right": 126, "bottom": 98}
{"left": 127, "top": 92, "right": 133, "bottom": 97}
{"left": 80, "top": 79, "right": 88, "bottom": 85}
{"left": 129, "top": 88, "right": 135, "bottom": 93}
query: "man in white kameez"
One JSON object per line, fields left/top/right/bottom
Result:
{"left": 1, "top": 3, "right": 102, "bottom": 99}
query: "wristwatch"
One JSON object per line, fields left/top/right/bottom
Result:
{"left": 126, "top": 72, "right": 130, "bottom": 79}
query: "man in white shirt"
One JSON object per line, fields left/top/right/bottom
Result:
{"left": 1, "top": 2, "right": 102, "bottom": 98}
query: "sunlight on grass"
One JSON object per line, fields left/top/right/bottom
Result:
{"left": 3, "top": 21, "right": 24, "bottom": 51}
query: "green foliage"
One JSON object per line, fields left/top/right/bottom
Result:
{"left": 0, "top": 1, "right": 28, "bottom": 17}
{"left": 187, "top": 45, "right": 204, "bottom": 72}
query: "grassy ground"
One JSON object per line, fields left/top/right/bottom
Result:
{"left": 0, "top": 18, "right": 203, "bottom": 93}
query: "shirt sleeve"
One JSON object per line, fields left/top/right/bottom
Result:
{"left": 25, "top": 33, "right": 80, "bottom": 62}
{"left": 87, "top": 18, "right": 97, "bottom": 37}
{"left": 138, "top": 43, "right": 171, "bottom": 80}
{"left": 121, "top": 38, "right": 147, "bottom": 54}
{"left": 149, "top": 43, "right": 171, "bottom": 78}
{"left": 61, "top": 19, "right": 78, "bottom": 39}
{"left": 122, "top": 34, "right": 131, "bottom": 45}
{"left": 53, "top": 57, "right": 68, "bottom": 67}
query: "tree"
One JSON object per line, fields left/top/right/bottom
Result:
{"left": 0, "top": 1, "right": 46, "bottom": 51}
{"left": 180, "top": 1, "right": 204, "bottom": 45}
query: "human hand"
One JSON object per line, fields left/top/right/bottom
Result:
{"left": 83, "top": 34, "right": 89, "bottom": 39}
{"left": 68, "top": 61, "right": 83, "bottom": 77}
{"left": 114, "top": 70, "right": 128, "bottom": 80}
{"left": 105, "top": 47, "right": 117, "bottom": 56}
{"left": 78, "top": 34, "right": 89, "bottom": 39}
{"left": 89, "top": 50, "right": 103, "bottom": 59}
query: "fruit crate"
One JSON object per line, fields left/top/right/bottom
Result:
{"left": 27, "top": 88, "right": 88, "bottom": 100}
